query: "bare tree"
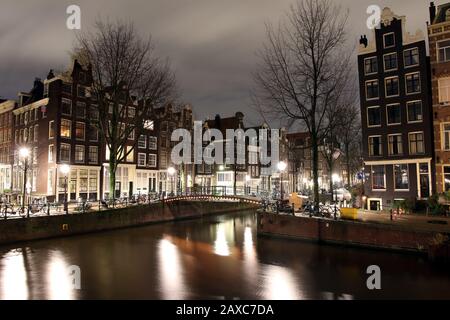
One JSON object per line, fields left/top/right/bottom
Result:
{"left": 253, "top": 0, "right": 353, "bottom": 211}
{"left": 338, "top": 101, "right": 362, "bottom": 188}
{"left": 74, "top": 20, "right": 176, "bottom": 199}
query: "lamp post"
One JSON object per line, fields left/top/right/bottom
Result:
{"left": 19, "top": 147, "right": 30, "bottom": 217}
{"left": 167, "top": 166, "right": 176, "bottom": 197}
{"left": 332, "top": 173, "right": 341, "bottom": 220}
{"left": 245, "top": 174, "right": 250, "bottom": 195}
{"left": 277, "top": 161, "right": 287, "bottom": 201}
{"left": 60, "top": 164, "right": 70, "bottom": 215}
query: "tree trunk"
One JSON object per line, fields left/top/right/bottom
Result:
{"left": 345, "top": 142, "right": 351, "bottom": 188}
{"left": 109, "top": 160, "right": 117, "bottom": 200}
{"left": 329, "top": 160, "right": 333, "bottom": 203}
{"left": 312, "top": 134, "right": 320, "bottom": 213}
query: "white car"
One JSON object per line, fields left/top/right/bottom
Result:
{"left": 334, "top": 188, "right": 352, "bottom": 202}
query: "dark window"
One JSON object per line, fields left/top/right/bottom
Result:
{"left": 385, "top": 77, "right": 399, "bottom": 97}
{"left": 404, "top": 48, "right": 419, "bottom": 67}
{"left": 369, "top": 136, "right": 382, "bottom": 156}
{"left": 407, "top": 101, "right": 422, "bottom": 122}
{"left": 384, "top": 53, "right": 397, "bottom": 71}
{"left": 388, "top": 134, "right": 403, "bottom": 155}
{"left": 62, "top": 83, "right": 72, "bottom": 94}
{"left": 367, "top": 107, "right": 381, "bottom": 127}
{"left": 384, "top": 33, "right": 395, "bottom": 48}
{"left": 387, "top": 104, "right": 401, "bottom": 124}
{"left": 366, "top": 80, "right": 379, "bottom": 99}
{"left": 364, "top": 57, "right": 378, "bottom": 74}
{"left": 444, "top": 167, "right": 450, "bottom": 191}
{"left": 406, "top": 73, "right": 420, "bottom": 94}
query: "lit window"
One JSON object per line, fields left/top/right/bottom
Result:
{"left": 75, "top": 145, "right": 85, "bottom": 163}
{"left": 438, "top": 40, "right": 450, "bottom": 62}
{"left": 438, "top": 78, "right": 450, "bottom": 103}
{"left": 49, "top": 121, "right": 55, "bottom": 139}
{"left": 394, "top": 164, "right": 409, "bottom": 190}
{"left": 409, "top": 132, "right": 424, "bottom": 155}
{"left": 148, "top": 154, "right": 157, "bottom": 167}
{"left": 126, "top": 146, "right": 134, "bottom": 162}
{"left": 144, "top": 120, "right": 154, "bottom": 130}
{"left": 88, "top": 146, "right": 98, "bottom": 164}
{"left": 149, "top": 136, "right": 157, "bottom": 150}
{"left": 48, "top": 145, "right": 54, "bottom": 162}
{"left": 60, "top": 143, "right": 71, "bottom": 162}
{"left": 138, "top": 153, "right": 146, "bottom": 166}
{"left": 75, "top": 122, "right": 85, "bottom": 140}
{"left": 371, "top": 165, "right": 385, "bottom": 190}
{"left": 61, "top": 119, "right": 71, "bottom": 138}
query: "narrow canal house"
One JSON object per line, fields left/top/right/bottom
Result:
{"left": 0, "top": 99, "right": 15, "bottom": 195}
{"left": 358, "top": 7, "right": 434, "bottom": 210}
{"left": 428, "top": 1, "right": 450, "bottom": 194}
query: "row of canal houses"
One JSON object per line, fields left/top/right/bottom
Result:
{"left": 358, "top": 2, "right": 450, "bottom": 210}
{"left": 0, "top": 60, "right": 288, "bottom": 203}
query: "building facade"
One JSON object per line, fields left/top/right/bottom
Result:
{"left": 0, "top": 99, "right": 14, "bottom": 195}
{"left": 358, "top": 7, "right": 434, "bottom": 210}
{"left": 428, "top": 1, "right": 450, "bottom": 194}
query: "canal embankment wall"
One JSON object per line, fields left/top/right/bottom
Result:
{"left": 0, "top": 200, "right": 258, "bottom": 245}
{"left": 257, "top": 212, "right": 449, "bottom": 254}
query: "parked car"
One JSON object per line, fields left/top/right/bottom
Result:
{"left": 334, "top": 188, "right": 351, "bottom": 202}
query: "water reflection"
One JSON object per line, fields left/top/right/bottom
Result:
{"left": 0, "top": 211, "right": 450, "bottom": 299}
{"left": 46, "top": 251, "right": 76, "bottom": 300}
{"left": 158, "top": 238, "right": 187, "bottom": 299}
{"left": 0, "top": 249, "right": 29, "bottom": 300}
{"left": 214, "top": 223, "right": 230, "bottom": 256}
{"left": 262, "top": 265, "right": 302, "bottom": 300}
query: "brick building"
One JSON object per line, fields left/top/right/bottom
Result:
{"left": 428, "top": 1, "right": 450, "bottom": 194}
{"left": 0, "top": 99, "right": 14, "bottom": 194}
{"left": 358, "top": 7, "right": 434, "bottom": 210}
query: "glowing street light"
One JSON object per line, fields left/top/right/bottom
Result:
{"left": 19, "top": 147, "right": 30, "bottom": 217}
{"left": 277, "top": 161, "right": 287, "bottom": 201}
{"left": 167, "top": 167, "right": 176, "bottom": 196}
{"left": 60, "top": 164, "right": 70, "bottom": 214}
{"left": 245, "top": 174, "right": 251, "bottom": 195}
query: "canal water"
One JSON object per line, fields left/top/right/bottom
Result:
{"left": 0, "top": 210, "right": 449, "bottom": 300}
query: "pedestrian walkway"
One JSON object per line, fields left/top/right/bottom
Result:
{"left": 357, "top": 210, "right": 450, "bottom": 233}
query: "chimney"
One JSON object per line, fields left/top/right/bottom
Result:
{"left": 359, "top": 35, "right": 368, "bottom": 48}
{"left": 215, "top": 114, "right": 221, "bottom": 128}
{"left": 430, "top": 2, "right": 436, "bottom": 24}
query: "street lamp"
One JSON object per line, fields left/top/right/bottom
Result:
{"left": 60, "top": 164, "right": 70, "bottom": 214}
{"left": 245, "top": 174, "right": 251, "bottom": 195}
{"left": 277, "top": 161, "right": 287, "bottom": 201}
{"left": 167, "top": 166, "right": 176, "bottom": 196}
{"left": 19, "top": 147, "right": 30, "bottom": 217}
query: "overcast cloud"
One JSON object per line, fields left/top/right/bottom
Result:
{"left": 0, "top": 0, "right": 434, "bottom": 125}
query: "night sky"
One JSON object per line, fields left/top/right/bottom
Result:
{"left": 0, "top": 0, "right": 433, "bottom": 125}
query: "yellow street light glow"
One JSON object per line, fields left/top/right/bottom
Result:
{"left": 60, "top": 164, "right": 70, "bottom": 175}
{"left": 167, "top": 167, "right": 176, "bottom": 176}
{"left": 19, "top": 147, "right": 30, "bottom": 158}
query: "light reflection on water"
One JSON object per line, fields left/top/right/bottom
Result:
{"left": 0, "top": 211, "right": 449, "bottom": 299}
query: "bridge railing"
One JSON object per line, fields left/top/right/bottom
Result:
{"left": 0, "top": 189, "right": 263, "bottom": 220}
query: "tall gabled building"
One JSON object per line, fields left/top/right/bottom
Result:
{"left": 357, "top": 7, "right": 434, "bottom": 210}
